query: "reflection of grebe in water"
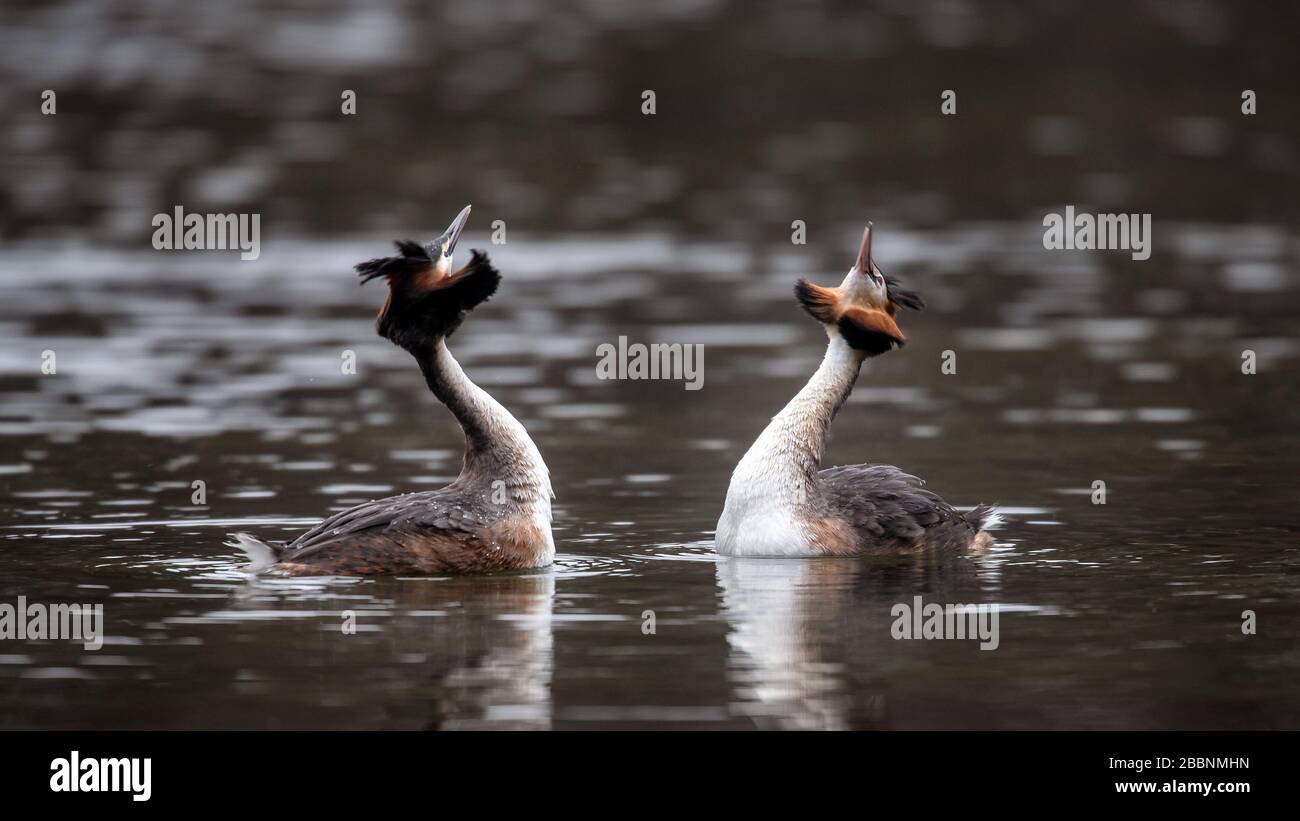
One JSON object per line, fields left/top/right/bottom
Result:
{"left": 717, "top": 551, "right": 988, "bottom": 730}
{"left": 717, "top": 559, "right": 863, "bottom": 729}
{"left": 422, "top": 572, "right": 555, "bottom": 730}
{"left": 716, "top": 223, "right": 998, "bottom": 557}
{"left": 228, "top": 206, "right": 554, "bottom": 575}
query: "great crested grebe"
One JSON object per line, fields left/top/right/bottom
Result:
{"left": 715, "top": 223, "right": 998, "bottom": 557}
{"left": 226, "top": 205, "right": 554, "bottom": 575}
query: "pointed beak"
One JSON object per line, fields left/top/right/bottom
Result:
{"left": 438, "top": 204, "right": 472, "bottom": 257}
{"left": 853, "top": 222, "right": 873, "bottom": 274}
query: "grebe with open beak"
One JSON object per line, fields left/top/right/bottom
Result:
{"left": 715, "top": 223, "right": 998, "bottom": 557}
{"left": 227, "top": 206, "right": 554, "bottom": 575}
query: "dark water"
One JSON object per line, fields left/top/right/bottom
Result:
{"left": 1, "top": 223, "right": 1297, "bottom": 729}
{"left": 2, "top": 0, "right": 1299, "bottom": 729}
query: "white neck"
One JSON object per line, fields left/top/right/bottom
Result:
{"left": 725, "top": 334, "right": 864, "bottom": 510}
{"left": 420, "top": 339, "right": 553, "bottom": 512}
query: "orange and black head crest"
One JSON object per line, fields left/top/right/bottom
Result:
{"left": 792, "top": 222, "right": 925, "bottom": 357}
{"left": 355, "top": 206, "right": 500, "bottom": 354}
{"left": 355, "top": 204, "right": 473, "bottom": 290}
{"left": 361, "top": 248, "right": 500, "bottom": 354}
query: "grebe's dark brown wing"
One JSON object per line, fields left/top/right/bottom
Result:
{"left": 287, "top": 490, "right": 485, "bottom": 556}
{"left": 270, "top": 489, "right": 509, "bottom": 574}
{"left": 818, "top": 464, "right": 979, "bottom": 552}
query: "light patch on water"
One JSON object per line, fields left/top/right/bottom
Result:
{"left": 1135, "top": 407, "right": 1194, "bottom": 423}
{"left": 1004, "top": 408, "right": 1125, "bottom": 425}
{"left": 1122, "top": 362, "right": 1177, "bottom": 382}
{"left": 317, "top": 484, "right": 392, "bottom": 494}
{"left": 275, "top": 460, "right": 335, "bottom": 471}
{"left": 1157, "top": 439, "right": 1204, "bottom": 452}
{"left": 76, "top": 652, "right": 143, "bottom": 667}
{"left": 1223, "top": 261, "right": 1287, "bottom": 292}
{"left": 985, "top": 506, "right": 1051, "bottom": 516}
{"left": 958, "top": 328, "right": 1055, "bottom": 351}
{"left": 688, "top": 438, "right": 730, "bottom": 450}
{"left": 1058, "top": 318, "right": 1155, "bottom": 343}
{"left": 647, "top": 324, "right": 798, "bottom": 347}
{"left": 407, "top": 475, "right": 456, "bottom": 484}
{"left": 851, "top": 386, "right": 931, "bottom": 406}
{"left": 388, "top": 449, "right": 455, "bottom": 462}
{"left": 540, "top": 403, "right": 624, "bottom": 419}
{"left": 22, "top": 668, "right": 96, "bottom": 680}
{"left": 164, "top": 608, "right": 389, "bottom": 625}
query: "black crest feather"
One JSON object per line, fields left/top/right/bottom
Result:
{"left": 355, "top": 240, "right": 433, "bottom": 284}
{"left": 374, "top": 249, "right": 501, "bottom": 353}
{"left": 883, "top": 275, "right": 925, "bottom": 311}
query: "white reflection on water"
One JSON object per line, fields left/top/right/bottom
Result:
{"left": 717, "top": 558, "right": 857, "bottom": 730}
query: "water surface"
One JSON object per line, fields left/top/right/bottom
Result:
{"left": 1, "top": 225, "right": 1296, "bottom": 729}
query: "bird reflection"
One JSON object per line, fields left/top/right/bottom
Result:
{"left": 716, "top": 548, "right": 986, "bottom": 729}
{"left": 416, "top": 571, "right": 555, "bottom": 730}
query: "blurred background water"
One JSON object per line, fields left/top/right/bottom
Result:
{"left": 0, "top": 0, "right": 1297, "bottom": 729}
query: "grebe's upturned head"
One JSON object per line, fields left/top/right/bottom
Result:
{"left": 426, "top": 203, "right": 472, "bottom": 272}
{"left": 354, "top": 204, "right": 501, "bottom": 353}
{"left": 793, "top": 222, "right": 925, "bottom": 357}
